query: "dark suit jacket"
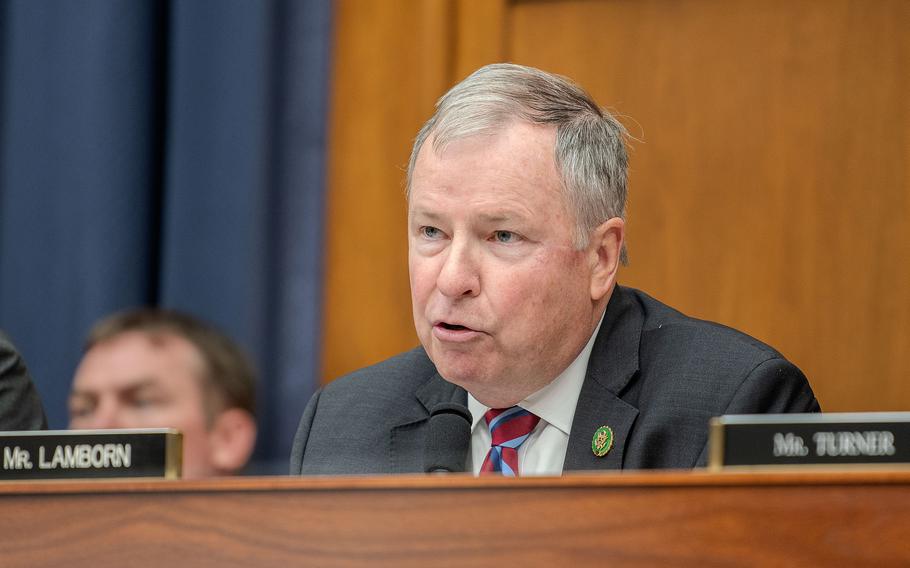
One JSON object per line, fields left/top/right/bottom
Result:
{"left": 290, "top": 286, "right": 819, "bottom": 474}
{"left": 0, "top": 331, "right": 48, "bottom": 430}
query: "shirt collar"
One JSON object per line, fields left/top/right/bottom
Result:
{"left": 467, "top": 310, "right": 606, "bottom": 435}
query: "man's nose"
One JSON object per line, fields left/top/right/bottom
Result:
{"left": 436, "top": 240, "right": 480, "bottom": 298}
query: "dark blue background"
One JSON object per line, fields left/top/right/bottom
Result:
{"left": 0, "top": 0, "right": 333, "bottom": 473}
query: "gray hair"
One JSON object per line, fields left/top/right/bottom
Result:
{"left": 407, "top": 63, "right": 629, "bottom": 264}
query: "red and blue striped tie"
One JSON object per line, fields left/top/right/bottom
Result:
{"left": 480, "top": 406, "right": 540, "bottom": 476}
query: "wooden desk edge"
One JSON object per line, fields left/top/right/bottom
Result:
{"left": 2, "top": 468, "right": 910, "bottom": 495}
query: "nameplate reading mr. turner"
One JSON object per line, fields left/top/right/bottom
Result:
{"left": 709, "top": 413, "right": 910, "bottom": 470}
{"left": 0, "top": 429, "right": 182, "bottom": 480}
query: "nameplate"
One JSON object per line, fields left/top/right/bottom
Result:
{"left": 709, "top": 413, "right": 910, "bottom": 470}
{"left": 0, "top": 429, "right": 182, "bottom": 480}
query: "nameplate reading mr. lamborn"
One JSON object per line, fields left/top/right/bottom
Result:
{"left": 708, "top": 413, "right": 910, "bottom": 470}
{"left": 0, "top": 429, "right": 182, "bottom": 480}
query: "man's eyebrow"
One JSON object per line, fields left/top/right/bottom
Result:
{"left": 410, "top": 210, "right": 529, "bottom": 223}
{"left": 477, "top": 213, "right": 513, "bottom": 223}
{"left": 410, "top": 209, "right": 443, "bottom": 221}
{"left": 68, "top": 390, "right": 96, "bottom": 400}
{"left": 121, "top": 378, "right": 162, "bottom": 392}
{"left": 71, "top": 377, "right": 160, "bottom": 397}
{"left": 477, "top": 210, "right": 531, "bottom": 224}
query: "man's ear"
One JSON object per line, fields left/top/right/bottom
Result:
{"left": 208, "top": 408, "right": 257, "bottom": 475}
{"left": 588, "top": 217, "right": 625, "bottom": 301}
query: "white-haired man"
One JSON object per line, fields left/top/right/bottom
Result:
{"left": 291, "top": 63, "right": 818, "bottom": 476}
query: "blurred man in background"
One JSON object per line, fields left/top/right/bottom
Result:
{"left": 0, "top": 331, "right": 47, "bottom": 430}
{"left": 69, "top": 309, "right": 257, "bottom": 478}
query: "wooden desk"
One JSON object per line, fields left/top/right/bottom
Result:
{"left": 1, "top": 470, "right": 908, "bottom": 567}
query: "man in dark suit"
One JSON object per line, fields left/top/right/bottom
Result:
{"left": 291, "top": 63, "right": 819, "bottom": 476}
{"left": 0, "top": 331, "right": 47, "bottom": 430}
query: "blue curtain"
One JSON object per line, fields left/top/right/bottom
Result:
{"left": 0, "top": 0, "right": 332, "bottom": 472}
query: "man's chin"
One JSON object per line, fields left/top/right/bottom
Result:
{"left": 431, "top": 358, "right": 491, "bottom": 390}
{"left": 436, "top": 366, "right": 487, "bottom": 387}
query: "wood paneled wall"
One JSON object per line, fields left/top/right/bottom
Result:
{"left": 322, "top": 0, "right": 910, "bottom": 412}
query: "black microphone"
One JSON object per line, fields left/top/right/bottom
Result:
{"left": 423, "top": 402, "right": 472, "bottom": 473}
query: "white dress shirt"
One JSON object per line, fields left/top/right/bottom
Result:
{"left": 467, "top": 313, "right": 605, "bottom": 476}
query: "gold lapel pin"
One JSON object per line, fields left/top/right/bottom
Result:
{"left": 592, "top": 425, "right": 614, "bottom": 457}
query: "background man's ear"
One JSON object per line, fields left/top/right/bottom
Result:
{"left": 208, "top": 408, "right": 257, "bottom": 474}
{"left": 588, "top": 217, "right": 625, "bottom": 301}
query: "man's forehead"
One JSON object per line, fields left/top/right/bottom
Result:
{"left": 92, "top": 330, "right": 202, "bottom": 365}
{"left": 418, "top": 120, "right": 554, "bottom": 166}
{"left": 426, "top": 117, "right": 556, "bottom": 153}
{"left": 74, "top": 332, "right": 207, "bottom": 390}
{"left": 71, "top": 375, "right": 162, "bottom": 396}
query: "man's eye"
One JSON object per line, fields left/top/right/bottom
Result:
{"left": 420, "top": 226, "right": 443, "bottom": 239}
{"left": 68, "top": 404, "right": 93, "bottom": 419}
{"left": 68, "top": 398, "right": 95, "bottom": 419}
{"left": 131, "top": 396, "right": 164, "bottom": 410}
{"left": 492, "top": 230, "right": 518, "bottom": 243}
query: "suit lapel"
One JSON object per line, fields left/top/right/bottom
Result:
{"left": 564, "top": 286, "right": 643, "bottom": 471}
{"left": 389, "top": 373, "right": 467, "bottom": 473}
{"left": 563, "top": 374, "right": 639, "bottom": 470}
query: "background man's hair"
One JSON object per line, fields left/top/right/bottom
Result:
{"left": 407, "top": 62, "right": 630, "bottom": 264}
{"left": 85, "top": 308, "right": 257, "bottom": 421}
